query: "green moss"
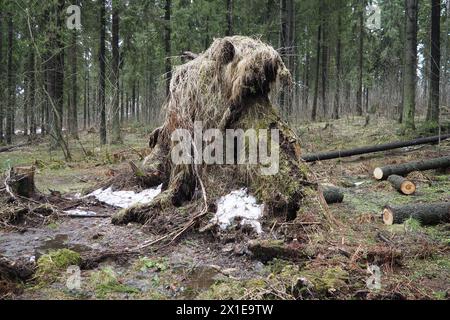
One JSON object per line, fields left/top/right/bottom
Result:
{"left": 197, "top": 281, "right": 245, "bottom": 300}
{"left": 275, "top": 264, "right": 349, "bottom": 296}
{"left": 196, "top": 278, "right": 267, "bottom": 300}
{"left": 89, "top": 267, "right": 140, "bottom": 299}
{"left": 36, "top": 249, "right": 81, "bottom": 285}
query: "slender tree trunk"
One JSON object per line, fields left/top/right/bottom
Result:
{"left": 356, "top": 0, "right": 364, "bottom": 117}
{"left": 136, "top": 81, "right": 140, "bottom": 122}
{"left": 131, "top": 81, "right": 136, "bottom": 120}
{"left": 86, "top": 69, "right": 90, "bottom": 128}
{"left": 321, "top": 0, "right": 328, "bottom": 118}
{"left": 29, "top": 50, "right": 36, "bottom": 137}
{"left": 443, "top": 0, "right": 449, "bottom": 109}
{"left": 6, "top": 13, "right": 14, "bottom": 145}
{"left": 99, "top": 0, "right": 107, "bottom": 145}
{"left": 402, "top": 0, "right": 419, "bottom": 131}
{"left": 111, "top": 0, "right": 122, "bottom": 144}
{"left": 427, "top": 0, "right": 441, "bottom": 124}
{"left": 312, "top": 24, "right": 321, "bottom": 121}
{"left": 303, "top": 50, "right": 310, "bottom": 110}
{"left": 83, "top": 71, "right": 87, "bottom": 130}
{"left": 226, "top": 0, "right": 233, "bottom": 36}
{"left": 0, "top": 11, "right": 3, "bottom": 143}
{"left": 126, "top": 91, "right": 129, "bottom": 121}
{"left": 120, "top": 78, "right": 124, "bottom": 124}
{"left": 69, "top": 29, "right": 79, "bottom": 139}
{"left": 333, "top": 12, "right": 342, "bottom": 120}
{"left": 164, "top": 0, "right": 172, "bottom": 97}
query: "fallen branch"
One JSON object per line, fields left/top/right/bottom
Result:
{"left": 383, "top": 202, "right": 450, "bottom": 225}
{"left": 374, "top": 156, "right": 450, "bottom": 180}
{"left": 302, "top": 134, "right": 450, "bottom": 162}
{"left": 387, "top": 175, "right": 416, "bottom": 195}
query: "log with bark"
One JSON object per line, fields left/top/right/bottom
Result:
{"left": 111, "top": 36, "right": 323, "bottom": 229}
{"left": 302, "top": 134, "right": 450, "bottom": 162}
{"left": 373, "top": 156, "right": 450, "bottom": 180}
{"left": 383, "top": 202, "right": 450, "bottom": 225}
{"left": 387, "top": 175, "right": 416, "bottom": 195}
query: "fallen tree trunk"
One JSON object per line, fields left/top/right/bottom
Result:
{"left": 383, "top": 202, "right": 450, "bottom": 225}
{"left": 302, "top": 134, "right": 450, "bottom": 162}
{"left": 322, "top": 186, "right": 344, "bottom": 204}
{"left": 0, "top": 142, "right": 30, "bottom": 154}
{"left": 387, "top": 175, "right": 416, "bottom": 195}
{"left": 373, "top": 156, "right": 450, "bottom": 180}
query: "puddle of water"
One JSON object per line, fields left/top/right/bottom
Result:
{"left": 35, "top": 234, "right": 92, "bottom": 256}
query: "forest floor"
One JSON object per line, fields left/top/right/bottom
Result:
{"left": 0, "top": 116, "right": 449, "bottom": 300}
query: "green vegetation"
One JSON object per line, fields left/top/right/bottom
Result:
{"left": 36, "top": 249, "right": 81, "bottom": 285}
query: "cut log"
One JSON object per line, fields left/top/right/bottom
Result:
{"left": 302, "top": 134, "right": 450, "bottom": 162}
{"left": 374, "top": 156, "right": 450, "bottom": 180}
{"left": 383, "top": 202, "right": 450, "bottom": 225}
{"left": 387, "top": 175, "right": 416, "bottom": 195}
{"left": 8, "top": 166, "right": 36, "bottom": 198}
{"left": 322, "top": 186, "right": 344, "bottom": 204}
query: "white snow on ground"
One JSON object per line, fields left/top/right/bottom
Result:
{"left": 64, "top": 209, "right": 98, "bottom": 216}
{"left": 212, "top": 189, "right": 264, "bottom": 234}
{"left": 87, "top": 184, "right": 163, "bottom": 209}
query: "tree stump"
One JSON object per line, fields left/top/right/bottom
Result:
{"left": 8, "top": 166, "right": 36, "bottom": 198}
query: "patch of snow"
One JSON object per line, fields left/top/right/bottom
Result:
{"left": 64, "top": 209, "right": 98, "bottom": 216}
{"left": 87, "top": 185, "right": 163, "bottom": 209}
{"left": 212, "top": 189, "right": 264, "bottom": 234}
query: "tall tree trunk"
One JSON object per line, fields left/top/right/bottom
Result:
{"left": 226, "top": 0, "right": 233, "bottom": 36}
{"left": 83, "top": 70, "right": 87, "bottom": 130}
{"left": 279, "top": 0, "right": 295, "bottom": 116}
{"left": 69, "top": 29, "right": 79, "bottom": 139}
{"left": 164, "top": 0, "right": 172, "bottom": 97}
{"left": 333, "top": 11, "right": 342, "bottom": 120}
{"left": 99, "top": 0, "right": 107, "bottom": 145}
{"left": 312, "top": 24, "right": 321, "bottom": 121}
{"left": 111, "top": 0, "right": 122, "bottom": 144}
{"left": 131, "top": 81, "right": 136, "bottom": 120}
{"left": 427, "top": 0, "right": 441, "bottom": 125}
{"left": 29, "top": 51, "right": 36, "bottom": 137}
{"left": 86, "top": 69, "right": 90, "bottom": 128}
{"left": 356, "top": 0, "right": 364, "bottom": 117}
{"left": 321, "top": 0, "right": 328, "bottom": 117}
{"left": 50, "top": 0, "right": 70, "bottom": 159}
{"left": 443, "top": 0, "right": 449, "bottom": 109}
{"left": 402, "top": 0, "right": 419, "bottom": 131}
{"left": 6, "top": 13, "right": 14, "bottom": 145}
{"left": 0, "top": 10, "right": 4, "bottom": 143}
{"left": 136, "top": 81, "right": 140, "bottom": 122}
{"left": 120, "top": 78, "right": 124, "bottom": 124}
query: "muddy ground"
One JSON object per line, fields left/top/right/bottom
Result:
{"left": 0, "top": 117, "right": 449, "bottom": 300}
